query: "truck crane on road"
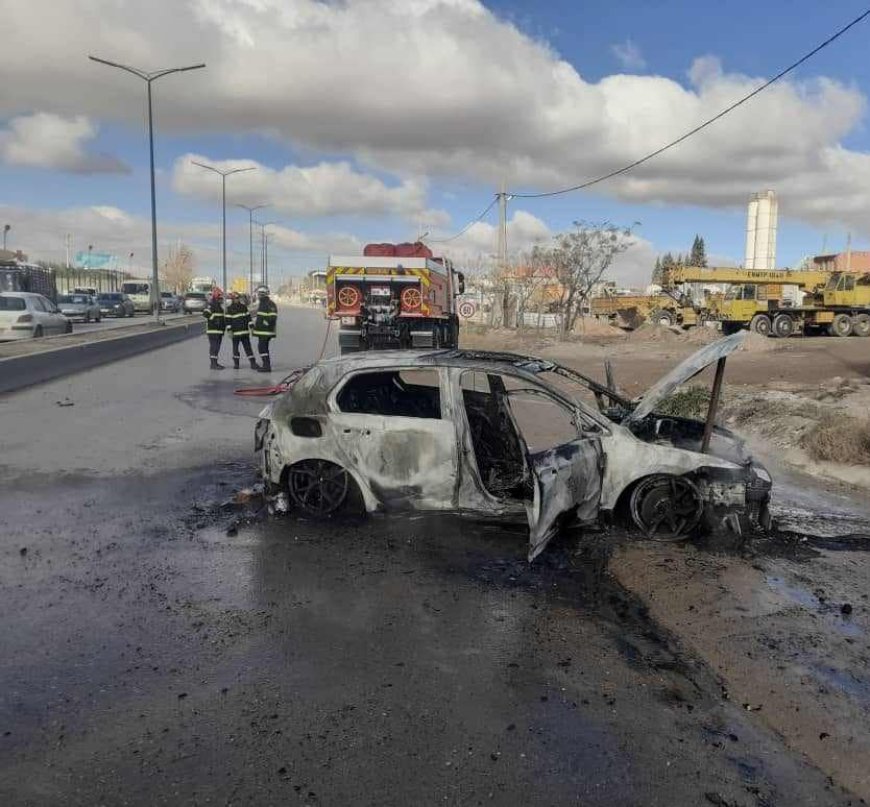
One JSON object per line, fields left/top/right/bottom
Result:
{"left": 658, "top": 265, "right": 868, "bottom": 337}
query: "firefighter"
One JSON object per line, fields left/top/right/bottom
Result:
{"left": 252, "top": 285, "right": 277, "bottom": 373}
{"left": 226, "top": 291, "right": 259, "bottom": 370}
{"left": 202, "top": 288, "right": 226, "bottom": 370}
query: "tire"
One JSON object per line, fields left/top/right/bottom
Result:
{"left": 629, "top": 475, "right": 703, "bottom": 541}
{"left": 749, "top": 314, "right": 772, "bottom": 336}
{"left": 287, "top": 460, "right": 349, "bottom": 516}
{"left": 33, "top": 326, "right": 43, "bottom": 338}
{"left": 852, "top": 313, "right": 870, "bottom": 337}
{"left": 828, "top": 313, "right": 853, "bottom": 338}
{"left": 84, "top": 312, "right": 90, "bottom": 323}
{"left": 64, "top": 320, "right": 73, "bottom": 334}
{"left": 649, "top": 309, "right": 674, "bottom": 327}
{"left": 772, "top": 312, "right": 795, "bottom": 338}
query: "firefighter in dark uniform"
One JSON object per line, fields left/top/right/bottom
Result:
{"left": 252, "top": 285, "right": 277, "bottom": 373}
{"left": 225, "top": 291, "right": 259, "bottom": 370}
{"left": 202, "top": 288, "right": 226, "bottom": 370}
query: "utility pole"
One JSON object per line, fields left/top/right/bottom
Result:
{"left": 89, "top": 55, "right": 205, "bottom": 320}
{"left": 192, "top": 161, "right": 256, "bottom": 296}
{"left": 846, "top": 232, "right": 853, "bottom": 271}
{"left": 237, "top": 204, "right": 269, "bottom": 295}
{"left": 65, "top": 233, "right": 72, "bottom": 269}
{"left": 253, "top": 220, "right": 278, "bottom": 288}
{"left": 497, "top": 178, "right": 509, "bottom": 271}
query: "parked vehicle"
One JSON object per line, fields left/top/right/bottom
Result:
{"left": 160, "top": 291, "right": 181, "bottom": 313}
{"left": 183, "top": 292, "right": 208, "bottom": 314}
{"left": 57, "top": 293, "right": 101, "bottom": 322}
{"left": 0, "top": 292, "right": 72, "bottom": 341}
{"left": 189, "top": 277, "right": 217, "bottom": 294}
{"left": 121, "top": 280, "right": 152, "bottom": 313}
{"left": 96, "top": 292, "right": 135, "bottom": 318}
{"left": 255, "top": 333, "right": 771, "bottom": 560}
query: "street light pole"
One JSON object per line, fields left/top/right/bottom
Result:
{"left": 253, "top": 220, "right": 279, "bottom": 289}
{"left": 2, "top": 224, "right": 10, "bottom": 251}
{"left": 191, "top": 161, "right": 256, "bottom": 296}
{"left": 89, "top": 55, "right": 205, "bottom": 320}
{"left": 236, "top": 204, "right": 269, "bottom": 296}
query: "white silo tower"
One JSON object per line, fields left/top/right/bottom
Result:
{"left": 744, "top": 190, "right": 778, "bottom": 270}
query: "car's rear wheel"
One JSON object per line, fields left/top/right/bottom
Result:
{"left": 33, "top": 325, "right": 43, "bottom": 338}
{"left": 287, "top": 460, "right": 349, "bottom": 516}
{"left": 629, "top": 475, "right": 703, "bottom": 541}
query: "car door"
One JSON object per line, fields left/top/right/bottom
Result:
{"left": 329, "top": 367, "right": 459, "bottom": 510}
{"left": 502, "top": 382, "right": 605, "bottom": 561}
{"left": 42, "top": 297, "right": 66, "bottom": 333}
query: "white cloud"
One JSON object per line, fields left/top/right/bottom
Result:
{"left": 172, "top": 153, "right": 446, "bottom": 223}
{"left": 3, "top": 1, "right": 870, "bottom": 234}
{"left": 0, "top": 113, "right": 127, "bottom": 173}
{"left": 439, "top": 210, "right": 552, "bottom": 263}
{"left": 611, "top": 39, "right": 646, "bottom": 71}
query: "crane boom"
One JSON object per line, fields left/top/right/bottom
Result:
{"left": 662, "top": 265, "right": 831, "bottom": 289}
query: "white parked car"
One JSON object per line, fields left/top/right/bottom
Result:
{"left": 254, "top": 334, "right": 772, "bottom": 560}
{"left": 0, "top": 292, "right": 72, "bottom": 341}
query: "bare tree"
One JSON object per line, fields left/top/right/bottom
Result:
{"left": 542, "top": 221, "right": 634, "bottom": 335}
{"left": 514, "top": 249, "right": 555, "bottom": 329}
{"left": 162, "top": 243, "right": 196, "bottom": 293}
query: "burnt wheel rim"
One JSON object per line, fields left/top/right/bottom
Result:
{"left": 288, "top": 460, "right": 349, "bottom": 516}
{"left": 630, "top": 475, "right": 702, "bottom": 541}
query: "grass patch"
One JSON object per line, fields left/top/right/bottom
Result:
{"left": 656, "top": 385, "right": 712, "bottom": 419}
{"left": 803, "top": 416, "right": 870, "bottom": 465}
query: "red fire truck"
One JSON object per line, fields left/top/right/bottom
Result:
{"left": 327, "top": 242, "right": 465, "bottom": 353}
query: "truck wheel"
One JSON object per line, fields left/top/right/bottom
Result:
{"left": 829, "top": 313, "right": 853, "bottom": 338}
{"left": 772, "top": 313, "right": 795, "bottom": 338}
{"left": 649, "top": 309, "right": 674, "bottom": 327}
{"left": 852, "top": 313, "right": 870, "bottom": 337}
{"left": 749, "top": 314, "right": 772, "bottom": 336}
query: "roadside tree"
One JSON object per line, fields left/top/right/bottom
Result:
{"left": 162, "top": 243, "right": 195, "bottom": 293}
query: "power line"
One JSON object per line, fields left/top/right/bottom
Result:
{"left": 511, "top": 7, "right": 870, "bottom": 199}
{"left": 428, "top": 195, "right": 499, "bottom": 243}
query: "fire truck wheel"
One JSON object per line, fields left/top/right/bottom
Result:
{"left": 772, "top": 313, "right": 795, "bottom": 338}
{"left": 852, "top": 313, "right": 870, "bottom": 337}
{"left": 749, "top": 314, "right": 772, "bottom": 336}
{"left": 829, "top": 313, "right": 853, "bottom": 338}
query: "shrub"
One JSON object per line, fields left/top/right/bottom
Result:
{"left": 803, "top": 416, "right": 870, "bottom": 465}
{"left": 655, "top": 385, "right": 712, "bottom": 419}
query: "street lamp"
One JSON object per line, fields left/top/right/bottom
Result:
{"left": 253, "top": 220, "right": 279, "bottom": 288}
{"left": 236, "top": 204, "right": 269, "bottom": 296}
{"left": 89, "top": 55, "right": 205, "bottom": 320}
{"left": 2, "top": 224, "right": 10, "bottom": 251}
{"left": 191, "top": 161, "right": 256, "bottom": 296}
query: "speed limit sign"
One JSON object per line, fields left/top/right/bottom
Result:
{"left": 458, "top": 300, "right": 476, "bottom": 319}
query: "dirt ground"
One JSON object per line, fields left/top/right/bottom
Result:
{"left": 463, "top": 322, "right": 870, "bottom": 801}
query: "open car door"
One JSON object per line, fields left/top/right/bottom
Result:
{"left": 501, "top": 385, "right": 605, "bottom": 561}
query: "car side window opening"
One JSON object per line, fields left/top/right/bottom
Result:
{"left": 460, "top": 371, "right": 529, "bottom": 498}
{"left": 31, "top": 296, "right": 46, "bottom": 312}
{"left": 337, "top": 369, "right": 442, "bottom": 419}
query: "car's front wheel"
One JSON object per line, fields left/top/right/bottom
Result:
{"left": 287, "top": 460, "right": 350, "bottom": 516}
{"left": 628, "top": 474, "right": 703, "bottom": 541}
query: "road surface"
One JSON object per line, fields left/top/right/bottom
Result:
{"left": 0, "top": 306, "right": 862, "bottom": 805}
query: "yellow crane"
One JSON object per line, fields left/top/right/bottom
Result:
{"left": 658, "top": 265, "right": 869, "bottom": 337}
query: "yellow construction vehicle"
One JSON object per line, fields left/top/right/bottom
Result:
{"left": 588, "top": 290, "right": 703, "bottom": 329}
{"left": 659, "top": 266, "right": 858, "bottom": 337}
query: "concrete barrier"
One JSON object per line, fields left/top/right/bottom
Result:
{"left": 0, "top": 320, "right": 205, "bottom": 395}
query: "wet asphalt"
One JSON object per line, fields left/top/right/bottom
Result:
{"left": 0, "top": 307, "right": 862, "bottom": 806}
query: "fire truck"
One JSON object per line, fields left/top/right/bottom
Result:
{"left": 327, "top": 242, "right": 465, "bottom": 353}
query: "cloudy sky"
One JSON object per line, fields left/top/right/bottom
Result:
{"left": 3, "top": 0, "right": 870, "bottom": 286}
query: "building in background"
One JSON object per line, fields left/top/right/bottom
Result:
{"left": 744, "top": 190, "right": 778, "bottom": 271}
{"left": 812, "top": 251, "right": 870, "bottom": 272}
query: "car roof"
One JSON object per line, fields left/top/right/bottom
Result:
{"left": 0, "top": 291, "right": 42, "bottom": 298}
{"left": 317, "top": 348, "right": 559, "bottom": 374}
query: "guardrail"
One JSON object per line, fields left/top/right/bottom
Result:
{"left": 0, "top": 320, "right": 205, "bottom": 395}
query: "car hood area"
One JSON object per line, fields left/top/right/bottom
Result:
{"left": 623, "top": 332, "right": 745, "bottom": 425}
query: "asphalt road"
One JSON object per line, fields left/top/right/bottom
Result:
{"left": 73, "top": 311, "right": 189, "bottom": 334}
{"left": 0, "top": 306, "right": 859, "bottom": 806}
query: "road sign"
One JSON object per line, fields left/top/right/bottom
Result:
{"left": 458, "top": 300, "right": 476, "bottom": 318}
{"left": 75, "top": 251, "right": 118, "bottom": 269}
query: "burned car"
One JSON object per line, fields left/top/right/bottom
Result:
{"left": 255, "top": 333, "right": 772, "bottom": 559}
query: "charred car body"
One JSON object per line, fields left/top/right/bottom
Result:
{"left": 255, "top": 334, "right": 771, "bottom": 559}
